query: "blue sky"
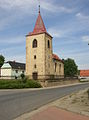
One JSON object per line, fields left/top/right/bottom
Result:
{"left": 0, "top": 0, "right": 89, "bottom": 70}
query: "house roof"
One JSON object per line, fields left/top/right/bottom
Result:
{"left": 80, "top": 70, "right": 89, "bottom": 77}
{"left": 7, "top": 61, "right": 25, "bottom": 70}
{"left": 52, "top": 54, "right": 63, "bottom": 63}
{"left": 26, "top": 11, "right": 52, "bottom": 38}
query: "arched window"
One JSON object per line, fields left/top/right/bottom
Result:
{"left": 33, "top": 39, "right": 37, "bottom": 48}
{"left": 34, "top": 55, "right": 36, "bottom": 59}
{"left": 48, "top": 40, "right": 50, "bottom": 48}
{"left": 55, "top": 63, "right": 57, "bottom": 72}
{"left": 59, "top": 64, "right": 61, "bottom": 72}
{"left": 34, "top": 64, "right": 37, "bottom": 68}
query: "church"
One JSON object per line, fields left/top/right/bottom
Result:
{"left": 26, "top": 6, "right": 64, "bottom": 80}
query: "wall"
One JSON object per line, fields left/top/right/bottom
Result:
{"left": 26, "top": 33, "right": 53, "bottom": 79}
{"left": 53, "top": 60, "right": 64, "bottom": 78}
{"left": 26, "top": 33, "right": 64, "bottom": 80}
{"left": 11, "top": 69, "right": 25, "bottom": 78}
{"left": 40, "top": 79, "right": 79, "bottom": 87}
{"left": 1, "top": 68, "right": 12, "bottom": 77}
{"left": 26, "top": 33, "right": 45, "bottom": 79}
{"left": 45, "top": 34, "right": 54, "bottom": 77}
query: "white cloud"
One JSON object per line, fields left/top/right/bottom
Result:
{"left": 48, "top": 28, "right": 63, "bottom": 38}
{"left": 41, "top": 1, "right": 73, "bottom": 13}
{"left": 0, "top": 0, "right": 37, "bottom": 10}
{"left": 48, "top": 26, "right": 73, "bottom": 38}
{"left": 0, "top": 0, "right": 73, "bottom": 31}
{"left": 0, "top": 45, "right": 25, "bottom": 63}
{"left": 78, "top": 64, "right": 89, "bottom": 70}
{"left": 0, "top": 15, "right": 20, "bottom": 31}
{"left": 82, "top": 36, "right": 89, "bottom": 42}
{"left": 6, "top": 54, "right": 25, "bottom": 63}
{"left": 0, "top": 36, "right": 25, "bottom": 62}
{"left": 0, "top": 0, "right": 73, "bottom": 13}
{"left": 0, "top": 36, "right": 25, "bottom": 44}
{"left": 55, "top": 46, "right": 89, "bottom": 70}
{"left": 76, "top": 13, "right": 89, "bottom": 20}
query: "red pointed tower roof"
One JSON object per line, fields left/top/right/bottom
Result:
{"left": 33, "top": 11, "right": 47, "bottom": 34}
{"left": 27, "top": 6, "right": 52, "bottom": 38}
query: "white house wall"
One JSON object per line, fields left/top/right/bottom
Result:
{"left": 1, "top": 68, "right": 12, "bottom": 77}
{"left": 11, "top": 69, "right": 25, "bottom": 77}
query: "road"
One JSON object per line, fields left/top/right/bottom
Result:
{"left": 0, "top": 83, "right": 89, "bottom": 120}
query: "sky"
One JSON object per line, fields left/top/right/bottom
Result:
{"left": 0, "top": 0, "right": 89, "bottom": 70}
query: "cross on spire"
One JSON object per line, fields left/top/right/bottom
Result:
{"left": 39, "top": 5, "right": 40, "bottom": 13}
{"left": 38, "top": 0, "right": 40, "bottom": 13}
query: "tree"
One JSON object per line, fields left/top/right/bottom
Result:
{"left": 0, "top": 55, "right": 5, "bottom": 67}
{"left": 63, "top": 58, "right": 78, "bottom": 77}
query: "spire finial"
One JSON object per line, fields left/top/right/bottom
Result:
{"left": 38, "top": 0, "right": 40, "bottom": 13}
{"left": 39, "top": 5, "right": 40, "bottom": 13}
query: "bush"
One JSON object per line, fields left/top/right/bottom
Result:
{"left": 0, "top": 79, "right": 42, "bottom": 89}
{"left": 21, "top": 73, "right": 25, "bottom": 80}
{"left": 87, "top": 89, "right": 89, "bottom": 99}
{"left": 20, "top": 74, "right": 29, "bottom": 83}
{"left": 25, "top": 80, "right": 42, "bottom": 88}
{"left": 0, "top": 80, "right": 25, "bottom": 89}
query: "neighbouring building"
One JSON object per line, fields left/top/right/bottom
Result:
{"left": 26, "top": 6, "right": 64, "bottom": 80}
{"left": 1, "top": 61, "right": 25, "bottom": 79}
{"left": 80, "top": 70, "right": 89, "bottom": 78}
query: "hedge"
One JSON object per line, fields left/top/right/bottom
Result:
{"left": 0, "top": 80, "right": 42, "bottom": 89}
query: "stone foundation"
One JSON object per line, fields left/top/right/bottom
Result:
{"left": 39, "top": 79, "right": 79, "bottom": 87}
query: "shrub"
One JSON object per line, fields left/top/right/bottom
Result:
{"left": 0, "top": 80, "right": 25, "bottom": 89}
{"left": 87, "top": 89, "right": 89, "bottom": 99}
{"left": 25, "top": 80, "right": 42, "bottom": 88}
{"left": 22, "top": 76, "right": 28, "bottom": 83}
{"left": 0, "top": 79, "right": 42, "bottom": 89}
{"left": 20, "top": 75, "right": 29, "bottom": 83}
{"left": 21, "top": 73, "right": 25, "bottom": 80}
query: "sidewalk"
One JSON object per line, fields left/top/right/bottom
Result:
{"left": 30, "top": 106, "right": 89, "bottom": 120}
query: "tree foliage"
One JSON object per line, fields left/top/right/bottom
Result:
{"left": 63, "top": 58, "right": 78, "bottom": 77}
{"left": 0, "top": 55, "right": 5, "bottom": 67}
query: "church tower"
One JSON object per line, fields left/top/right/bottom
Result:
{"left": 26, "top": 6, "right": 53, "bottom": 80}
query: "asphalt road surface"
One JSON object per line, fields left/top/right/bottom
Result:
{"left": 0, "top": 83, "right": 89, "bottom": 120}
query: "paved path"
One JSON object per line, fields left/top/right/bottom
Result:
{"left": 30, "top": 106, "right": 89, "bottom": 120}
{"left": 0, "top": 83, "right": 89, "bottom": 120}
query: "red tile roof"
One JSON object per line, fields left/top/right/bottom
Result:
{"left": 80, "top": 70, "right": 89, "bottom": 77}
{"left": 52, "top": 54, "right": 63, "bottom": 63}
{"left": 27, "top": 12, "right": 52, "bottom": 38}
{"left": 33, "top": 12, "right": 46, "bottom": 34}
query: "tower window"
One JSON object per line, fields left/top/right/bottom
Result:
{"left": 59, "top": 64, "right": 61, "bottom": 72}
{"left": 48, "top": 40, "right": 50, "bottom": 48}
{"left": 55, "top": 63, "right": 57, "bottom": 72}
{"left": 33, "top": 39, "right": 37, "bottom": 48}
{"left": 34, "top": 64, "right": 37, "bottom": 68}
{"left": 34, "top": 55, "right": 36, "bottom": 59}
